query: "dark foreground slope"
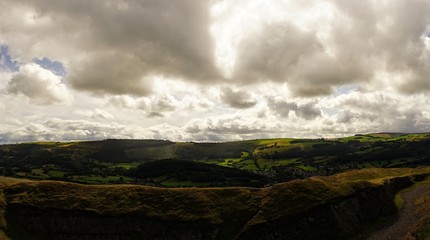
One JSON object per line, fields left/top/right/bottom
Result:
{"left": 366, "top": 183, "right": 430, "bottom": 240}
{"left": 0, "top": 168, "right": 430, "bottom": 240}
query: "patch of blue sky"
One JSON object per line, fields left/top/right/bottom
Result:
{"left": 33, "top": 57, "right": 66, "bottom": 76}
{"left": 335, "top": 84, "right": 358, "bottom": 96}
{"left": 0, "top": 45, "right": 19, "bottom": 72}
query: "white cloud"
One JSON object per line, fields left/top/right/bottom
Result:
{"left": 76, "top": 109, "right": 114, "bottom": 120}
{"left": 321, "top": 90, "right": 430, "bottom": 134}
{"left": 7, "top": 63, "right": 72, "bottom": 104}
{"left": 0, "top": 71, "right": 13, "bottom": 89}
{"left": 213, "top": 0, "right": 430, "bottom": 96}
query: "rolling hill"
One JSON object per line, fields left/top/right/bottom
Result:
{"left": 1, "top": 134, "right": 430, "bottom": 239}
{"left": 1, "top": 133, "right": 430, "bottom": 186}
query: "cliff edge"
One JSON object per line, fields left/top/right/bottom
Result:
{"left": 0, "top": 168, "right": 429, "bottom": 240}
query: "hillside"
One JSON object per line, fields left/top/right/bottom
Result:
{"left": 0, "top": 168, "right": 429, "bottom": 239}
{"left": 0, "top": 133, "right": 430, "bottom": 186}
{"left": 129, "top": 159, "right": 267, "bottom": 187}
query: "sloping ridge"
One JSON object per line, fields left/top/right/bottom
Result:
{"left": 0, "top": 168, "right": 429, "bottom": 240}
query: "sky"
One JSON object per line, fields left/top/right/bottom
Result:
{"left": 0, "top": 0, "right": 430, "bottom": 143}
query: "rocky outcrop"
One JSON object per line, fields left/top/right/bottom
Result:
{"left": 0, "top": 171, "right": 428, "bottom": 240}
{"left": 237, "top": 184, "right": 397, "bottom": 240}
{"left": 237, "top": 175, "right": 422, "bottom": 240}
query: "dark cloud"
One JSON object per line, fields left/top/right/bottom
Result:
{"left": 268, "top": 98, "right": 321, "bottom": 120}
{"left": 232, "top": 22, "right": 370, "bottom": 96}
{"left": 336, "top": 111, "right": 377, "bottom": 124}
{"left": 1, "top": 0, "right": 220, "bottom": 96}
{"left": 153, "top": 96, "right": 176, "bottom": 112}
{"left": 297, "top": 103, "right": 323, "bottom": 120}
{"left": 220, "top": 87, "right": 257, "bottom": 109}
{"left": 147, "top": 112, "right": 164, "bottom": 118}
{"left": 2, "top": 0, "right": 430, "bottom": 98}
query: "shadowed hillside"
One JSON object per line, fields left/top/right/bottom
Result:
{"left": 1, "top": 168, "right": 430, "bottom": 239}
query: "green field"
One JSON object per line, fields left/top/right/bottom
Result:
{"left": 257, "top": 158, "right": 297, "bottom": 169}
{"left": 1, "top": 133, "right": 430, "bottom": 187}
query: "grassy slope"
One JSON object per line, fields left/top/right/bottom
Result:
{"left": 1, "top": 168, "right": 430, "bottom": 239}
{"left": 247, "top": 168, "right": 430, "bottom": 226}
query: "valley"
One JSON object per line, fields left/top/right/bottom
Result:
{"left": 0, "top": 133, "right": 429, "bottom": 187}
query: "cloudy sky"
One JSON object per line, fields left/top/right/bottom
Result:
{"left": 0, "top": 0, "right": 430, "bottom": 143}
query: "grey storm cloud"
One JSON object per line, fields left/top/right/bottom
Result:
{"left": 220, "top": 87, "right": 257, "bottom": 109}
{"left": 1, "top": 0, "right": 430, "bottom": 143}
{"left": 0, "top": 0, "right": 219, "bottom": 96}
{"left": 1, "top": 0, "right": 430, "bottom": 97}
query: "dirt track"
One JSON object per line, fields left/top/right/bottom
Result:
{"left": 366, "top": 183, "right": 430, "bottom": 240}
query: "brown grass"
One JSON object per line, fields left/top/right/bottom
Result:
{"left": 1, "top": 168, "right": 430, "bottom": 234}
